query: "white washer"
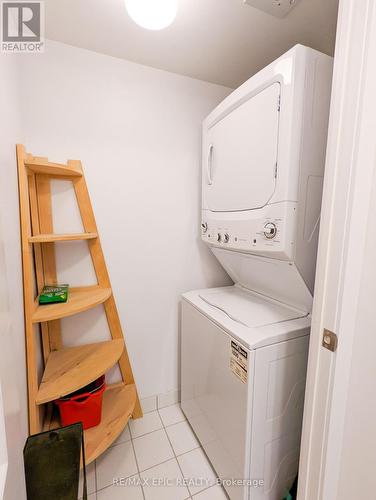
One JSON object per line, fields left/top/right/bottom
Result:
{"left": 181, "top": 286, "right": 310, "bottom": 500}
{"left": 181, "top": 45, "right": 333, "bottom": 500}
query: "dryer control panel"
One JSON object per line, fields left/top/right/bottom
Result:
{"left": 201, "top": 202, "right": 297, "bottom": 261}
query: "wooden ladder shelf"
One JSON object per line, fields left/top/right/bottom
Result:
{"left": 16, "top": 144, "right": 142, "bottom": 464}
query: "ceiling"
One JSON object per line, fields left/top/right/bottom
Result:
{"left": 44, "top": 0, "right": 339, "bottom": 88}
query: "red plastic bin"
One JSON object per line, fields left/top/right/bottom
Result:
{"left": 55, "top": 375, "right": 106, "bottom": 430}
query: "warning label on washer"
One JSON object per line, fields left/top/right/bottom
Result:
{"left": 230, "top": 340, "right": 248, "bottom": 383}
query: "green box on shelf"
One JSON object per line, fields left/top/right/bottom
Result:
{"left": 39, "top": 284, "right": 69, "bottom": 305}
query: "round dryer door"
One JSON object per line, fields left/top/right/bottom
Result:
{"left": 204, "top": 82, "right": 280, "bottom": 212}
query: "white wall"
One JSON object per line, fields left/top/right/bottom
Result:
{"left": 19, "top": 40, "right": 232, "bottom": 399}
{"left": 0, "top": 54, "right": 28, "bottom": 500}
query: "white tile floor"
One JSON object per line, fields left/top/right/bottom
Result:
{"left": 82, "top": 403, "right": 228, "bottom": 499}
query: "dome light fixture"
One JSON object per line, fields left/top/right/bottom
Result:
{"left": 125, "top": 0, "right": 178, "bottom": 30}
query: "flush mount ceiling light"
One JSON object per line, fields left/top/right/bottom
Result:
{"left": 125, "top": 0, "right": 178, "bottom": 30}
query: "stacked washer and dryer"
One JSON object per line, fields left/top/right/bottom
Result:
{"left": 181, "top": 45, "right": 333, "bottom": 500}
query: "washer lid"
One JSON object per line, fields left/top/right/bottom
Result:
{"left": 199, "top": 286, "right": 305, "bottom": 328}
{"left": 211, "top": 248, "right": 313, "bottom": 313}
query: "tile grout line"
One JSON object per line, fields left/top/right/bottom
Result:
{"left": 127, "top": 410, "right": 190, "bottom": 443}
{"left": 138, "top": 454, "right": 181, "bottom": 474}
{"left": 159, "top": 407, "right": 222, "bottom": 498}
{"left": 133, "top": 408, "right": 188, "bottom": 499}
{"left": 131, "top": 411, "right": 187, "bottom": 497}
{"left": 157, "top": 408, "right": 191, "bottom": 500}
{"left": 129, "top": 429, "right": 147, "bottom": 500}
{"left": 133, "top": 432, "right": 209, "bottom": 475}
{"left": 158, "top": 418, "right": 191, "bottom": 500}
{"left": 128, "top": 408, "right": 213, "bottom": 492}
{"left": 94, "top": 460, "right": 98, "bottom": 499}
{"left": 128, "top": 410, "right": 165, "bottom": 441}
{"left": 94, "top": 426, "right": 144, "bottom": 497}
{"left": 94, "top": 404, "right": 215, "bottom": 498}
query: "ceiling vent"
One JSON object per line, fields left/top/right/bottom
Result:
{"left": 244, "top": 0, "right": 302, "bottom": 18}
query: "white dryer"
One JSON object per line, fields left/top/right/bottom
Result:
{"left": 181, "top": 45, "right": 333, "bottom": 500}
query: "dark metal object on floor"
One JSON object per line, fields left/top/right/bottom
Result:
{"left": 24, "top": 422, "right": 87, "bottom": 500}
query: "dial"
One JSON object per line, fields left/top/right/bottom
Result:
{"left": 217, "top": 233, "right": 222, "bottom": 242}
{"left": 223, "top": 233, "right": 230, "bottom": 243}
{"left": 263, "top": 222, "right": 277, "bottom": 239}
{"left": 201, "top": 222, "right": 208, "bottom": 233}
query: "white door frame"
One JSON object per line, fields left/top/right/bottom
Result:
{"left": 298, "top": 0, "right": 376, "bottom": 498}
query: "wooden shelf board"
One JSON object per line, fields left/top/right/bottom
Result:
{"left": 85, "top": 383, "right": 136, "bottom": 463}
{"left": 32, "top": 286, "right": 112, "bottom": 323}
{"left": 36, "top": 340, "right": 124, "bottom": 405}
{"left": 25, "top": 158, "right": 82, "bottom": 177}
{"left": 46, "top": 383, "right": 137, "bottom": 465}
{"left": 29, "top": 232, "right": 98, "bottom": 243}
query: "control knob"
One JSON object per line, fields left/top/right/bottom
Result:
{"left": 263, "top": 222, "right": 277, "bottom": 239}
{"left": 201, "top": 222, "right": 208, "bottom": 233}
{"left": 223, "top": 233, "right": 230, "bottom": 243}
